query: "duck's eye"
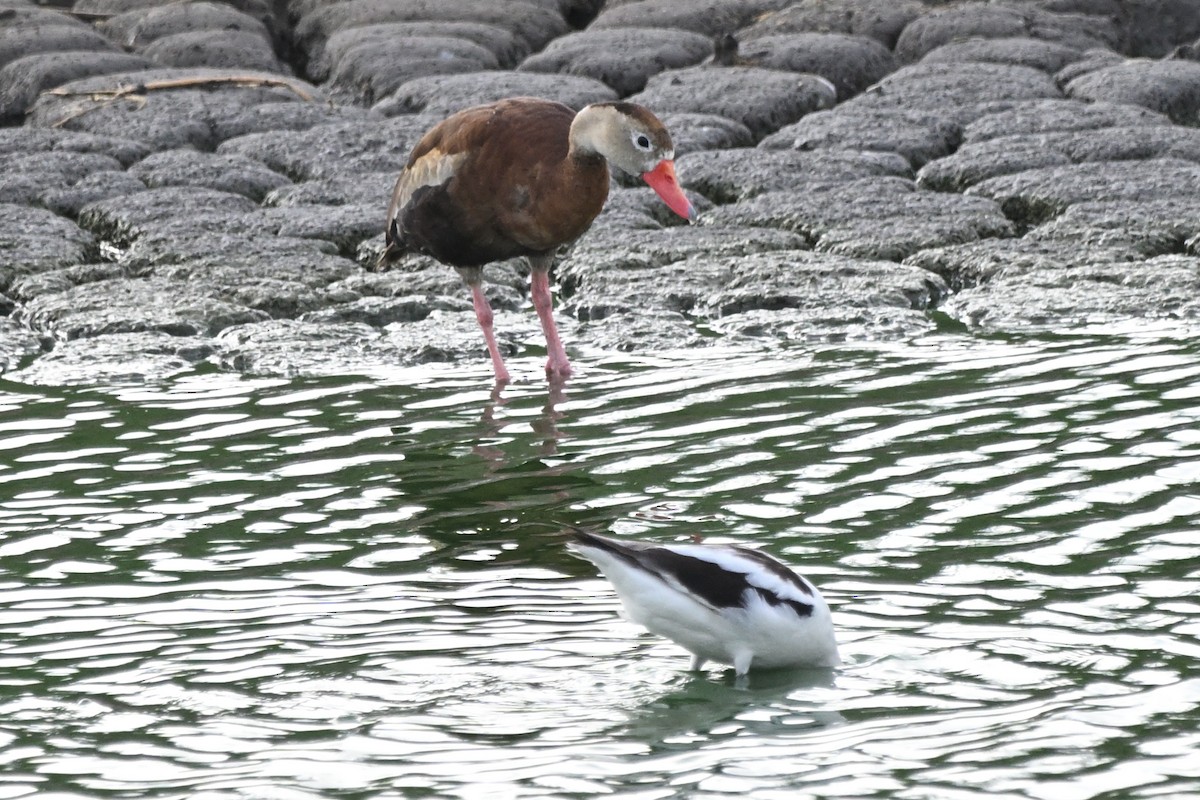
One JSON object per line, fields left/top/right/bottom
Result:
{"left": 632, "top": 133, "right": 652, "bottom": 151}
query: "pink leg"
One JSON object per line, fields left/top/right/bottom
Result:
{"left": 470, "top": 281, "right": 511, "bottom": 384}
{"left": 530, "top": 267, "right": 572, "bottom": 378}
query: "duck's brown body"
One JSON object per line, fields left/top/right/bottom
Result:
{"left": 380, "top": 97, "right": 694, "bottom": 383}
{"left": 384, "top": 99, "right": 609, "bottom": 268}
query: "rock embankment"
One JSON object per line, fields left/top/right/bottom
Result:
{"left": 3, "top": 0, "right": 1200, "bottom": 383}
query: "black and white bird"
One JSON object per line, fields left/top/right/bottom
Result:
{"left": 569, "top": 529, "right": 839, "bottom": 675}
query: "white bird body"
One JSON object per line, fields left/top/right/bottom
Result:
{"left": 569, "top": 530, "right": 839, "bottom": 675}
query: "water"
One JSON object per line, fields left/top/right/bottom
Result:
{"left": 2, "top": 327, "right": 1199, "bottom": 799}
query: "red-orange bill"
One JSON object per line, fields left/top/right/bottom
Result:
{"left": 642, "top": 160, "right": 696, "bottom": 221}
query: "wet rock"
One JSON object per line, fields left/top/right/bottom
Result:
{"left": 123, "top": 230, "right": 338, "bottom": 271}
{"left": 327, "top": 36, "right": 499, "bottom": 104}
{"left": 98, "top": 1, "right": 273, "bottom": 48}
{"left": 940, "top": 254, "right": 1200, "bottom": 330}
{"left": 0, "top": 317, "right": 44, "bottom": 375}
{"left": 727, "top": 33, "right": 897, "bottom": 100}
{"left": 677, "top": 148, "right": 910, "bottom": 204}
{"left": 16, "top": 276, "right": 269, "bottom": 341}
{"left": 920, "top": 36, "right": 1085, "bottom": 73}
{"left": 4, "top": 331, "right": 211, "bottom": 385}
{"left": 1122, "top": 0, "right": 1200, "bottom": 57}
{"left": 373, "top": 70, "right": 617, "bottom": 117}
{"left": 0, "top": 51, "right": 155, "bottom": 123}
{"left": 1065, "top": 59, "right": 1200, "bottom": 123}
{"left": 578, "top": 309, "right": 708, "bottom": 352}
{"left": 919, "top": 125, "right": 1200, "bottom": 191}
{"left": 738, "top": 0, "right": 925, "bottom": 49}
{"left": 591, "top": 0, "right": 787, "bottom": 38}
{"left": 560, "top": 225, "right": 811, "bottom": 319}
{"left": 293, "top": 0, "right": 568, "bottom": 57}
{"left": 0, "top": 204, "right": 97, "bottom": 291}
{"left": 140, "top": 30, "right": 289, "bottom": 74}
{"left": 839, "top": 62, "right": 1063, "bottom": 125}
{"left": 217, "top": 114, "right": 435, "bottom": 181}
{"left": 759, "top": 108, "right": 962, "bottom": 169}
{"left": 961, "top": 98, "right": 1171, "bottom": 142}
{"left": 629, "top": 66, "right": 835, "bottom": 141}
{"left": 905, "top": 238, "right": 1137, "bottom": 291}
{"left": 969, "top": 158, "right": 1200, "bottom": 225}
{"left": 27, "top": 68, "right": 324, "bottom": 151}
{"left": 311, "top": 22, "right": 527, "bottom": 82}
{"left": 517, "top": 28, "right": 712, "bottom": 96}
{"left": 128, "top": 149, "right": 292, "bottom": 201}
{"left": 9, "top": 262, "right": 127, "bottom": 303}
{"left": 894, "top": 3, "right": 1119, "bottom": 62}
{"left": 703, "top": 177, "right": 1014, "bottom": 261}
{"left": 0, "top": 24, "right": 117, "bottom": 70}
{"left": 661, "top": 112, "right": 753, "bottom": 155}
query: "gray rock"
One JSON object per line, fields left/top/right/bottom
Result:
{"left": 969, "top": 158, "right": 1200, "bottom": 225}
{"left": 0, "top": 204, "right": 97, "bottom": 291}
{"left": 759, "top": 107, "right": 962, "bottom": 169}
{"left": 1053, "top": 47, "right": 1124, "bottom": 84}
{"left": 517, "top": 27, "right": 712, "bottom": 96}
{"left": 839, "top": 61, "right": 1063, "bottom": 125}
{"left": 27, "top": 68, "right": 324, "bottom": 151}
{"left": 591, "top": 0, "right": 788, "bottom": 37}
{"left": 16, "top": 276, "right": 269, "bottom": 341}
{"left": 738, "top": 0, "right": 925, "bottom": 49}
{"left": 373, "top": 70, "right": 617, "bottom": 117}
{"left": 217, "top": 114, "right": 436, "bottom": 181}
{"left": 677, "top": 148, "right": 910, "bottom": 203}
{"left": 629, "top": 66, "right": 835, "bottom": 141}
{"left": 328, "top": 36, "right": 499, "bottom": 104}
{"left": 9, "top": 262, "right": 126, "bottom": 303}
{"left": 265, "top": 172, "right": 396, "bottom": 208}
{"left": 0, "top": 150, "right": 124, "bottom": 205}
{"left": 962, "top": 98, "right": 1171, "bottom": 142}
{"left": 0, "top": 50, "right": 154, "bottom": 122}
{"left": 728, "top": 33, "right": 897, "bottom": 100}
{"left": 0, "top": 126, "right": 151, "bottom": 167}
{"left": 0, "top": 24, "right": 117, "bottom": 71}
{"left": 577, "top": 309, "right": 708, "bottom": 352}
{"left": 211, "top": 101, "right": 372, "bottom": 141}
{"left": 98, "top": 1, "right": 273, "bottom": 48}
{"left": 41, "top": 170, "right": 148, "bottom": 217}
{"left": 661, "top": 112, "right": 753, "bottom": 155}
{"left": 141, "top": 29, "right": 288, "bottom": 74}
{"left": 894, "top": 2, "right": 1119, "bottom": 62}
{"left": 128, "top": 148, "right": 293, "bottom": 201}
{"left": 265, "top": 203, "right": 381, "bottom": 258}
{"left": 919, "top": 125, "right": 1200, "bottom": 191}
{"left": 312, "top": 22, "right": 527, "bottom": 81}
{"left": 703, "top": 177, "right": 1014, "bottom": 261}
{"left": 122, "top": 230, "right": 339, "bottom": 271}
{"left": 78, "top": 186, "right": 262, "bottom": 246}
{"left": 1028, "top": 198, "right": 1200, "bottom": 256}
{"left": 1065, "top": 59, "right": 1200, "bottom": 124}
{"left": 293, "top": 0, "right": 568, "bottom": 56}
{"left": 904, "top": 237, "right": 1137, "bottom": 291}
{"left": 920, "top": 36, "right": 1085, "bottom": 73}
{"left": 941, "top": 254, "right": 1200, "bottom": 329}
{"left": 4, "top": 331, "right": 211, "bottom": 385}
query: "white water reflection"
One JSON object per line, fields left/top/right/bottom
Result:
{"left": 0, "top": 331, "right": 1198, "bottom": 798}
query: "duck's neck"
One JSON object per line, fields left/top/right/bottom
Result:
{"left": 567, "top": 105, "right": 612, "bottom": 164}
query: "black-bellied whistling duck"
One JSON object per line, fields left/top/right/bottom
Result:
{"left": 378, "top": 97, "right": 695, "bottom": 383}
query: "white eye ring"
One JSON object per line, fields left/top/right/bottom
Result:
{"left": 632, "top": 132, "right": 653, "bottom": 151}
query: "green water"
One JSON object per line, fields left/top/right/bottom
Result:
{"left": 2, "top": 328, "right": 1199, "bottom": 799}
